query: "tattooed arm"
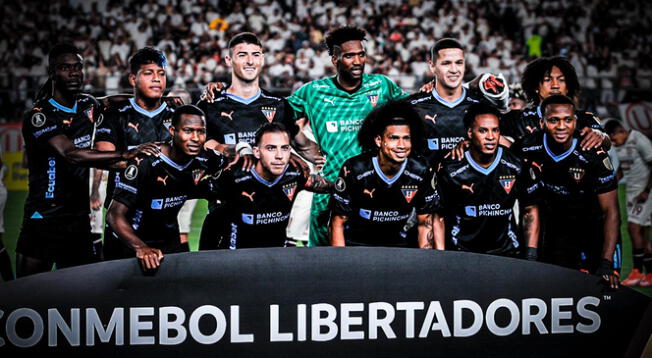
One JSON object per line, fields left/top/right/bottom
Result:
{"left": 522, "top": 204, "right": 540, "bottom": 260}
{"left": 418, "top": 214, "right": 438, "bottom": 249}
{"left": 431, "top": 213, "right": 446, "bottom": 250}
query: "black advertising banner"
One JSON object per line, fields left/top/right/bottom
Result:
{"left": 0, "top": 248, "right": 650, "bottom": 357}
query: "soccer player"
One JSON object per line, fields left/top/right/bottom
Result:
{"left": 500, "top": 56, "right": 608, "bottom": 149}
{"left": 210, "top": 122, "right": 333, "bottom": 248}
{"left": 288, "top": 27, "right": 409, "bottom": 246}
{"left": 433, "top": 103, "right": 541, "bottom": 257}
{"left": 18, "top": 44, "right": 158, "bottom": 277}
{"left": 196, "top": 32, "right": 319, "bottom": 249}
{"left": 330, "top": 101, "right": 439, "bottom": 248}
{"left": 105, "top": 105, "right": 229, "bottom": 270}
{"left": 511, "top": 95, "right": 620, "bottom": 288}
{"left": 408, "top": 38, "right": 509, "bottom": 164}
{"left": 606, "top": 120, "right": 652, "bottom": 286}
{"left": 93, "top": 47, "right": 177, "bottom": 210}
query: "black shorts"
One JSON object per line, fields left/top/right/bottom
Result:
{"left": 541, "top": 218, "right": 604, "bottom": 272}
{"left": 16, "top": 217, "right": 96, "bottom": 268}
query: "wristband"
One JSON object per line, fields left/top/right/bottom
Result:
{"left": 235, "top": 142, "right": 253, "bottom": 155}
{"left": 525, "top": 247, "right": 538, "bottom": 261}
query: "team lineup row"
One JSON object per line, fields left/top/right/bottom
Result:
{"left": 12, "top": 27, "right": 629, "bottom": 290}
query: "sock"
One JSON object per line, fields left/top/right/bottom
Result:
{"left": 643, "top": 252, "right": 652, "bottom": 273}
{"left": 634, "top": 249, "right": 645, "bottom": 271}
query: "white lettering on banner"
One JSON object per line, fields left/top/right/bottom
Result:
{"left": 0, "top": 297, "right": 601, "bottom": 347}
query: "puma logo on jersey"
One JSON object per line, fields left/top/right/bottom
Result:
{"left": 363, "top": 188, "right": 375, "bottom": 198}
{"left": 241, "top": 191, "right": 255, "bottom": 202}
{"left": 342, "top": 166, "right": 350, "bottom": 177}
{"left": 221, "top": 111, "right": 234, "bottom": 121}
{"left": 596, "top": 148, "right": 606, "bottom": 155}
{"left": 525, "top": 126, "right": 536, "bottom": 133}
{"left": 323, "top": 98, "right": 335, "bottom": 105}
{"left": 62, "top": 117, "right": 74, "bottom": 126}
{"left": 461, "top": 183, "right": 474, "bottom": 194}
{"left": 531, "top": 161, "right": 543, "bottom": 171}
{"left": 128, "top": 122, "right": 140, "bottom": 132}
{"left": 424, "top": 114, "right": 437, "bottom": 124}
{"left": 157, "top": 175, "right": 169, "bottom": 186}
{"left": 134, "top": 157, "right": 143, "bottom": 165}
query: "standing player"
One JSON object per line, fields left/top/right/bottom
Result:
{"left": 330, "top": 101, "right": 439, "bottom": 248}
{"left": 512, "top": 95, "right": 620, "bottom": 288}
{"left": 606, "top": 120, "right": 652, "bottom": 286}
{"left": 93, "top": 47, "right": 177, "bottom": 210}
{"left": 196, "top": 32, "right": 320, "bottom": 249}
{"left": 408, "top": 38, "right": 509, "bottom": 164}
{"left": 18, "top": 44, "right": 158, "bottom": 277}
{"left": 288, "top": 27, "right": 409, "bottom": 246}
{"left": 500, "top": 56, "right": 608, "bottom": 149}
{"left": 211, "top": 123, "right": 333, "bottom": 248}
{"left": 433, "top": 103, "right": 541, "bottom": 257}
{"left": 105, "top": 105, "right": 230, "bottom": 270}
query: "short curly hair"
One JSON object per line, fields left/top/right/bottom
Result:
{"left": 324, "top": 27, "right": 366, "bottom": 56}
{"left": 358, "top": 100, "right": 426, "bottom": 155}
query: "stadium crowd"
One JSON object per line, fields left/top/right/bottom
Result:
{"left": 0, "top": 0, "right": 650, "bottom": 123}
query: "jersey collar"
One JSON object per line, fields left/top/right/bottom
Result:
{"left": 129, "top": 98, "right": 168, "bottom": 118}
{"left": 372, "top": 156, "right": 407, "bottom": 185}
{"left": 464, "top": 147, "right": 503, "bottom": 175}
{"left": 226, "top": 89, "right": 261, "bottom": 105}
{"left": 431, "top": 86, "right": 466, "bottom": 108}
{"left": 159, "top": 152, "right": 193, "bottom": 171}
{"left": 536, "top": 105, "right": 542, "bottom": 119}
{"left": 250, "top": 165, "right": 288, "bottom": 187}
{"left": 543, "top": 134, "right": 577, "bottom": 162}
{"left": 48, "top": 98, "right": 78, "bottom": 113}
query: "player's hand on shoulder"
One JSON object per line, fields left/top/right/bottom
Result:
{"left": 199, "top": 82, "right": 226, "bottom": 103}
{"left": 136, "top": 246, "right": 164, "bottom": 272}
{"left": 447, "top": 140, "right": 469, "bottom": 161}
{"left": 419, "top": 80, "right": 435, "bottom": 93}
{"left": 124, "top": 142, "right": 161, "bottom": 159}
{"left": 579, "top": 127, "right": 608, "bottom": 150}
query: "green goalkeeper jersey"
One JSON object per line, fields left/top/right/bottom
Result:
{"left": 288, "top": 74, "right": 407, "bottom": 194}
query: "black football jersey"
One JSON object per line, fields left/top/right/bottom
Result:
{"left": 211, "top": 163, "right": 307, "bottom": 248}
{"left": 511, "top": 131, "right": 617, "bottom": 220}
{"left": 330, "top": 153, "right": 440, "bottom": 247}
{"left": 501, "top": 105, "right": 604, "bottom": 141}
{"left": 408, "top": 88, "right": 483, "bottom": 163}
{"left": 95, "top": 98, "right": 176, "bottom": 207}
{"left": 197, "top": 88, "right": 299, "bottom": 145}
{"left": 22, "top": 95, "right": 101, "bottom": 219}
{"left": 436, "top": 147, "right": 541, "bottom": 254}
{"left": 107, "top": 149, "right": 227, "bottom": 252}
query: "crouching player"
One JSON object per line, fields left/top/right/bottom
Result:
{"left": 105, "top": 105, "right": 231, "bottom": 271}
{"left": 330, "top": 101, "right": 440, "bottom": 248}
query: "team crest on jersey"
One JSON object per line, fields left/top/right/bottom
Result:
{"left": 282, "top": 182, "right": 297, "bottom": 200}
{"left": 124, "top": 165, "right": 138, "bottom": 180}
{"left": 367, "top": 94, "right": 379, "bottom": 107}
{"left": 261, "top": 107, "right": 277, "bottom": 123}
{"left": 31, "top": 112, "right": 46, "bottom": 128}
{"left": 499, "top": 175, "right": 516, "bottom": 194}
{"left": 569, "top": 167, "right": 585, "bottom": 183}
{"left": 192, "top": 169, "right": 205, "bottom": 185}
{"left": 85, "top": 107, "right": 94, "bottom": 122}
{"left": 401, "top": 185, "right": 418, "bottom": 203}
{"left": 335, "top": 177, "right": 346, "bottom": 192}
